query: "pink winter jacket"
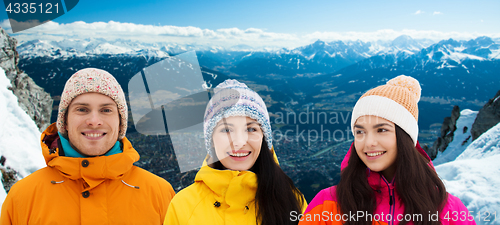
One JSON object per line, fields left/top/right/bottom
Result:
{"left": 299, "top": 142, "right": 476, "bottom": 225}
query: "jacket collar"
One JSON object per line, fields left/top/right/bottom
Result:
{"left": 41, "top": 123, "right": 140, "bottom": 191}
{"left": 195, "top": 165, "right": 257, "bottom": 197}
{"left": 194, "top": 146, "right": 280, "bottom": 197}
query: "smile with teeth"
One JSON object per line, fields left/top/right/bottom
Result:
{"left": 228, "top": 152, "right": 251, "bottom": 157}
{"left": 83, "top": 133, "right": 105, "bottom": 137}
{"left": 366, "top": 151, "right": 386, "bottom": 157}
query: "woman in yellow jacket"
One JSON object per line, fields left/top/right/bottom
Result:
{"left": 165, "top": 79, "right": 306, "bottom": 225}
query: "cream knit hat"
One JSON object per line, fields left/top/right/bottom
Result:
{"left": 351, "top": 75, "right": 421, "bottom": 145}
{"left": 57, "top": 68, "right": 128, "bottom": 140}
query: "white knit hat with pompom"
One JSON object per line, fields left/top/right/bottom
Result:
{"left": 351, "top": 75, "right": 422, "bottom": 145}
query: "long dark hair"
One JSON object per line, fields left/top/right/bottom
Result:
{"left": 336, "top": 125, "right": 447, "bottom": 225}
{"left": 210, "top": 140, "right": 305, "bottom": 225}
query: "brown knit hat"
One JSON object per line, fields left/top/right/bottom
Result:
{"left": 351, "top": 75, "right": 421, "bottom": 145}
{"left": 56, "top": 68, "right": 128, "bottom": 140}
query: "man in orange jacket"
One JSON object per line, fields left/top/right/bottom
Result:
{"left": 0, "top": 68, "right": 175, "bottom": 224}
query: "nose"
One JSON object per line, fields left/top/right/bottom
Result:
{"left": 86, "top": 111, "right": 103, "bottom": 127}
{"left": 230, "top": 131, "right": 248, "bottom": 150}
{"left": 365, "top": 132, "right": 378, "bottom": 147}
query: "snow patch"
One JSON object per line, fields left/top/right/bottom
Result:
{"left": 0, "top": 68, "right": 46, "bottom": 204}
{"left": 436, "top": 122, "right": 500, "bottom": 224}
{"left": 442, "top": 51, "right": 485, "bottom": 63}
{"left": 457, "top": 122, "right": 500, "bottom": 160}
{"left": 489, "top": 48, "right": 500, "bottom": 59}
{"left": 433, "top": 109, "right": 478, "bottom": 166}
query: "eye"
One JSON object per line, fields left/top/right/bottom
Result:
{"left": 247, "top": 127, "right": 257, "bottom": 132}
{"left": 377, "top": 128, "right": 388, "bottom": 133}
{"left": 102, "top": 108, "right": 112, "bottom": 113}
{"left": 219, "top": 128, "right": 231, "bottom": 133}
{"left": 76, "top": 107, "right": 88, "bottom": 112}
{"left": 355, "top": 130, "right": 365, "bottom": 135}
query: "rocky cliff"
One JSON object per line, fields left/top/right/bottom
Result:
{"left": 425, "top": 105, "right": 461, "bottom": 160}
{"left": 0, "top": 27, "right": 53, "bottom": 131}
{"left": 471, "top": 90, "right": 500, "bottom": 140}
{"left": 427, "top": 90, "right": 500, "bottom": 160}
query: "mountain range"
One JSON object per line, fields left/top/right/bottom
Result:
{"left": 16, "top": 35, "right": 500, "bottom": 146}
{"left": 1, "top": 28, "right": 499, "bottom": 206}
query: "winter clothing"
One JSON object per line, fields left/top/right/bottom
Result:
{"left": 0, "top": 123, "right": 175, "bottom": 225}
{"left": 299, "top": 143, "right": 475, "bottom": 225}
{"left": 164, "top": 161, "right": 259, "bottom": 225}
{"left": 351, "top": 75, "right": 421, "bottom": 145}
{"left": 164, "top": 150, "right": 307, "bottom": 225}
{"left": 57, "top": 68, "right": 128, "bottom": 140}
{"left": 204, "top": 79, "right": 272, "bottom": 155}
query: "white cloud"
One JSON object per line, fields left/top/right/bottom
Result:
{"left": 3, "top": 20, "right": 500, "bottom": 49}
{"left": 433, "top": 11, "right": 442, "bottom": 15}
{"left": 0, "top": 20, "right": 11, "bottom": 29}
{"left": 4, "top": 20, "right": 301, "bottom": 48}
{"left": 414, "top": 10, "right": 424, "bottom": 15}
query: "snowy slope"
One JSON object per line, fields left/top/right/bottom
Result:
{"left": 433, "top": 109, "right": 478, "bottom": 166}
{"left": 436, "top": 122, "right": 500, "bottom": 225}
{"left": 457, "top": 122, "right": 500, "bottom": 160}
{"left": 0, "top": 68, "right": 46, "bottom": 203}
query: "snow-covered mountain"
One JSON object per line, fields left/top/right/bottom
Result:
{"left": 16, "top": 38, "right": 213, "bottom": 59}
{"left": 293, "top": 35, "right": 434, "bottom": 59}
{"left": 421, "top": 37, "right": 500, "bottom": 68}
{"left": 17, "top": 35, "right": 500, "bottom": 145}
{"left": 309, "top": 36, "right": 500, "bottom": 105}
{"left": 0, "top": 67, "right": 46, "bottom": 203}
{"left": 17, "top": 35, "right": 435, "bottom": 62}
{"left": 16, "top": 35, "right": 498, "bottom": 79}
{"left": 436, "top": 122, "right": 500, "bottom": 225}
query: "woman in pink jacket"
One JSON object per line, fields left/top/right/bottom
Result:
{"left": 300, "top": 75, "right": 475, "bottom": 225}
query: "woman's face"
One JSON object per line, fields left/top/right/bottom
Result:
{"left": 353, "top": 115, "right": 398, "bottom": 181}
{"left": 212, "top": 116, "right": 263, "bottom": 171}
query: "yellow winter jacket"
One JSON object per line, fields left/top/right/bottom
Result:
{"left": 164, "top": 150, "right": 307, "bottom": 225}
{"left": 0, "top": 123, "right": 175, "bottom": 225}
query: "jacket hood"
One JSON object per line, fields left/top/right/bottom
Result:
{"left": 40, "top": 123, "right": 140, "bottom": 191}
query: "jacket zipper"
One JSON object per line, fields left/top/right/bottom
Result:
{"left": 382, "top": 177, "right": 395, "bottom": 225}
{"left": 390, "top": 188, "right": 395, "bottom": 225}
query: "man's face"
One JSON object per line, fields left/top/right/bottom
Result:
{"left": 66, "top": 93, "right": 120, "bottom": 156}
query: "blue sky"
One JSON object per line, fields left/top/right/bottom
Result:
{"left": 1, "top": 0, "right": 499, "bottom": 47}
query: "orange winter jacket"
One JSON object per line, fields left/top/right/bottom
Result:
{"left": 0, "top": 123, "right": 175, "bottom": 225}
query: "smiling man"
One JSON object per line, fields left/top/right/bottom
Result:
{"left": 0, "top": 68, "right": 175, "bottom": 225}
